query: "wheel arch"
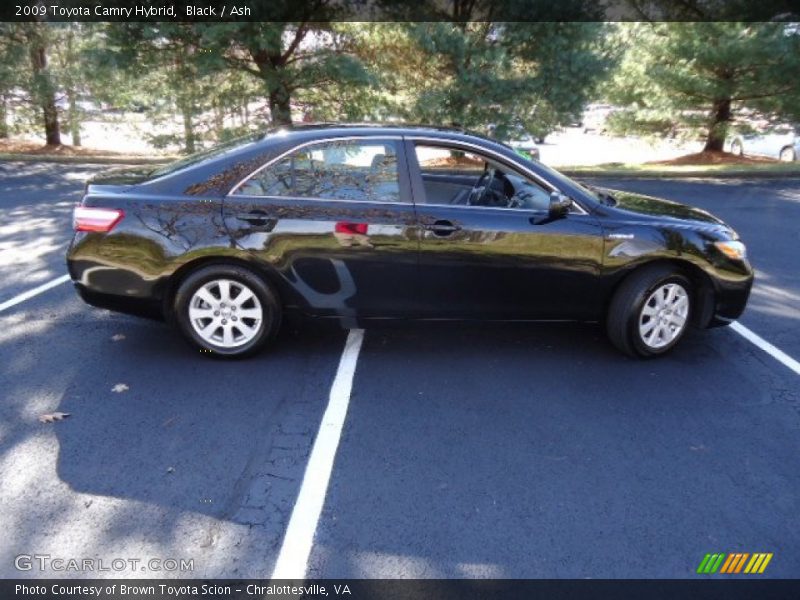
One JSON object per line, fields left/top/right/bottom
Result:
{"left": 607, "top": 258, "right": 716, "bottom": 328}
{"left": 159, "top": 255, "right": 289, "bottom": 323}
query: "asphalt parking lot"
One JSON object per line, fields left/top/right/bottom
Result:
{"left": 1, "top": 162, "right": 798, "bottom": 579}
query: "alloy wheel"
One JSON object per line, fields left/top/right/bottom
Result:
{"left": 188, "top": 279, "right": 263, "bottom": 348}
{"left": 638, "top": 282, "right": 689, "bottom": 349}
{"left": 779, "top": 147, "right": 796, "bottom": 162}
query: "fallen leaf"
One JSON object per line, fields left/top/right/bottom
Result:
{"left": 111, "top": 334, "right": 126, "bottom": 341}
{"left": 39, "top": 412, "right": 71, "bottom": 424}
{"left": 166, "top": 466, "right": 175, "bottom": 474}
{"left": 111, "top": 383, "right": 129, "bottom": 393}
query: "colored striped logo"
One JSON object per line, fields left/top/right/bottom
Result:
{"left": 697, "top": 552, "right": 773, "bottom": 574}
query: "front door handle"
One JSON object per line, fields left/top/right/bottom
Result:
{"left": 425, "top": 220, "right": 461, "bottom": 237}
{"left": 235, "top": 210, "right": 276, "bottom": 230}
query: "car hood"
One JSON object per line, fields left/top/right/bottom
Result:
{"left": 602, "top": 188, "right": 728, "bottom": 229}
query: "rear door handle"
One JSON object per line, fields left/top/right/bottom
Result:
{"left": 235, "top": 210, "right": 276, "bottom": 230}
{"left": 424, "top": 220, "right": 461, "bottom": 237}
{"left": 236, "top": 210, "right": 272, "bottom": 224}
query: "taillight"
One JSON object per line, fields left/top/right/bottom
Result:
{"left": 73, "top": 206, "right": 124, "bottom": 232}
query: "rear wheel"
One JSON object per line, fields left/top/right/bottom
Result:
{"left": 173, "top": 265, "right": 281, "bottom": 358}
{"left": 779, "top": 146, "right": 796, "bottom": 162}
{"left": 607, "top": 266, "right": 692, "bottom": 358}
{"left": 730, "top": 139, "right": 743, "bottom": 156}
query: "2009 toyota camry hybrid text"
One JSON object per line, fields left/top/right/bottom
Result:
{"left": 67, "top": 124, "right": 753, "bottom": 358}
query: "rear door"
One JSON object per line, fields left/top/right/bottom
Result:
{"left": 407, "top": 139, "right": 604, "bottom": 320}
{"left": 222, "top": 136, "right": 420, "bottom": 318}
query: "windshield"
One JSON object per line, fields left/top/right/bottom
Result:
{"left": 148, "top": 132, "right": 264, "bottom": 179}
{"left": 522, "top": 151, "right": 615, "bottom": 207}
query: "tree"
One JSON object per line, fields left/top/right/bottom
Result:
{"left": 103, "top": 23, "right": 223, "bottom": 153}
{"left": 0, "top": 22, "right": 62, "bottom": 145}
{"left": 54, "top": 23, "right": 98, "bottom": 147}
{"left": 606, "top": 22, "right": 800, "bottom": 151}
{"left": 0, "top": 25, "right": 26, "bottom": 139}
{"left": 196, "top": 21, "right": 370, "bottom": 126}
{"left": 360, "top": 0, "right": 610, "bottom": 138}
{"left": 353, "top": 2, "right": 610, "bottom": 138}
{"left": 26, "top": 22, "right": 61, "bottom": 145}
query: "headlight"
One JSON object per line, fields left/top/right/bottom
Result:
{"left": 714, "top": 240, "right": 747, "bottom": 260}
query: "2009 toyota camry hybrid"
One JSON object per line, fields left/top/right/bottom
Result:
{"left": 66, "top": 124, "right": 753, "bottom": 358}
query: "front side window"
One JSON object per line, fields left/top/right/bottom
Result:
{"left": 414, "top": 144, "right": 553, "bottom": 211}
{"left": 235, "top": 140, "right": 402, "bottom": 203}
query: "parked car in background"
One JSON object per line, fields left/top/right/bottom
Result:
{"left": 582, "top": 103, "right": 619, "bottom": 133}
{"left": 729, "top": 123, "right": 798, "bottom": 161}
{"left": 504, "top": 132, "right": 541, "bottom": 161}
{"left": 487, "top": 124, "right": 541, "bottom": 160}
{"left": 67, "top": 124, "right": 752, "bottom": 359}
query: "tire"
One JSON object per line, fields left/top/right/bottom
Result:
{"left": 172, "top": 265, "right": 281, "bottom": 358}
{"left": 779, "top": 146, "right": 796, "bottom": 162}
{"left": 606, "top": 265, "right": 692, "bottom": 358}
{"left": 730, "top": 140, "right": 743, "bottom": 156}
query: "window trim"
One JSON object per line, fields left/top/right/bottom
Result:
{"left": 227, "top": 135, "right": 408, "bottom": 204}
{"left": 407, "top": 136, "right": 588, "bottom": 216}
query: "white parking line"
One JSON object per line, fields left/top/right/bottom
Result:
{"left": 730, "top": 321, "right": 800, "bottom": 376}
{"left": 271, "top": 328, "right": 365, "bottom": 580}
{"left": 0, "top": 274, "right": 70, "bottom": 313}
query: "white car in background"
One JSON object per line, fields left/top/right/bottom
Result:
{"left": 729, "top": 123, "right": 798, "bottom": 162}
{"left": 582, "top": 104, "right": 618, "bottom": 133}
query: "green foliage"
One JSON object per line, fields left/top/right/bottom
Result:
{"left": 382, "top": 19, "right": 613, "bottom": 139}
{"left": 193, "top": 22, "right": 371, "bottom": 126}
{"left": 1, "top": 15, "right": 798, "bottom": 156}
{"left": 605, "top": 22, "right": 800, "bottom": 149}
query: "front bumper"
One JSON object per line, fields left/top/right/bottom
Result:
{"left": 706, "top": 268, "right": 754, "bottom": 327}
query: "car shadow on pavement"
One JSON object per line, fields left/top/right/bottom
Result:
{"left": 53, "top": 318, "right": 347, "bottom": 520}
{"left": 1, "top": 307, "right": 348, "bottom": 577}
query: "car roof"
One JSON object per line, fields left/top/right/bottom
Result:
{"left": 259, "top": 122, "right": 497, "bottom": 145}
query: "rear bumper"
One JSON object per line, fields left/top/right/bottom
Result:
{"left": 72, "top": 282, "right": 163, "bottom": 320}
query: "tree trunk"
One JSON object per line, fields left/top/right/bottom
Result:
{"left": 28, "top": 28, "right": 61, "bottom": 146}
{"left": 0, "top": 96, "right": 8, "bottom": 139}
{"left": 65, "top": 28, "right": 80, "bottom": 146}
{"left": 213, "top": 99, "right": 224, "bottom": 137}
{"left": 268, "top": 84, "right": 292, "bottom": 126}
{"left": 181, "top": 105, "right": 195, "bottom": 154}
{"left": 251, "top": 49, "right": 293, "bottom": 126}
{"left": 703, "top": 98, "right": 731, "bottom": 152}
{"left": 67, "top": 87, "right": 81, "bottom": 146}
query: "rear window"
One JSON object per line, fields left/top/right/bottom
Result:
{"left": 148, "top": 133, "right": 264, "bottom": 179}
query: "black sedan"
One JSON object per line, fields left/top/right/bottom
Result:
{"left": 67, "top": 124, "right": 753, "bottom": 358}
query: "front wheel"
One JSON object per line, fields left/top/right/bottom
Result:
{"left": 779, "top": 146, "right": 796, "bottom": 162}
{"left": 730, "top": 140, "right": 743, "bottom": 156}
{"left": 606, "top": 266, "right": 692, "bottom": 358}
{"left": 173, "top": 265, "right": 282, "bottom": 358}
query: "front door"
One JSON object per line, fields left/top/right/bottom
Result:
{"left": 408, "top": 140, "right": 604, "bottom": 320}
{"left": 223, "top": 137, "right": 420, "bottom": 318}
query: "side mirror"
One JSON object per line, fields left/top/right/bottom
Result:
{"left": 548, "top": 191, "right": 572, "bottom": 219}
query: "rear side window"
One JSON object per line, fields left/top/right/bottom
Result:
{"left": 235, "top": 139, "right": 403, "bottom": 203}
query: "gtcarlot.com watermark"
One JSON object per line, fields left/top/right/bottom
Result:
{"left": 15, "top": 554, "right": 194, "bottom": 573}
